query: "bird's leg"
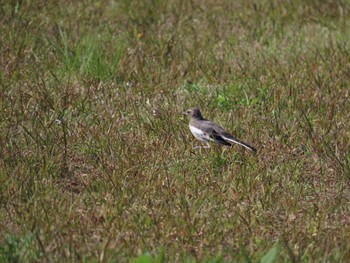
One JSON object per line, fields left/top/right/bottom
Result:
{"left": 193, "top": 142, "right": 210, "bottom": 149}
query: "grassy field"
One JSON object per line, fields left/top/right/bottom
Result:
{"left": 1, "top": 0, "right": 350, "bottom": 262}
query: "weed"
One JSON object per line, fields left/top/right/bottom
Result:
{"left": 1, "top": 0, "right": 350, "bottom": 262}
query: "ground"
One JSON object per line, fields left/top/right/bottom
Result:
{"left": 1, "top": 0, "right": 350, "bottom": 262}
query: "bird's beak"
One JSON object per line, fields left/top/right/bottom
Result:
{"left": 183, "top": 111, "right": 188, "bottom": 116}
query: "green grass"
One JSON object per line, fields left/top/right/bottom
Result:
{"left": 1, "top": 0, "right": 350, "bottom": 262}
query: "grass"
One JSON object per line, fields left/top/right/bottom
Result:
{"left": 1, "top": 0, "right": 350, "bottom": 262}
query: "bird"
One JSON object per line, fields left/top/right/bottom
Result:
{"left": 183, "top": 107, "right": 257, "bottom": 152}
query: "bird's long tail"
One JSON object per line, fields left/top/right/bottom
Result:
{"left": 222, "top": 134, "right": 257, "bottom": 152}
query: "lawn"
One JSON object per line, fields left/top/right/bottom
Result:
{"left": 1, "top": 0, "right": 350, "bottom": 262}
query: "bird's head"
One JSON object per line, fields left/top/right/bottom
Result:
{"left": 183, "top": 107, "right": 203, "bottom": 119}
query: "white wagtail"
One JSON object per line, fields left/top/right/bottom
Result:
{"left": 183, "top": 107, "right": 257, "bottom": 152}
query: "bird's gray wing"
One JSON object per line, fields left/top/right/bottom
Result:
{"left": 197, "top": 121, "right": 231, "bottom": 146}
{"left": 208, "top": 121, "right": 257, "bottom": 152}
{"left": 196, "top": 120, "right": 226, "bottom": 133}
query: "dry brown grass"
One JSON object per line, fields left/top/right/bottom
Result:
{"left": 1, "top": 0, "right": 350, "bottom": 262}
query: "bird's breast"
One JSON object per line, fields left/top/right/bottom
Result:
{"left": 189, "top": 125, "right": 209, "bottom": 141}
